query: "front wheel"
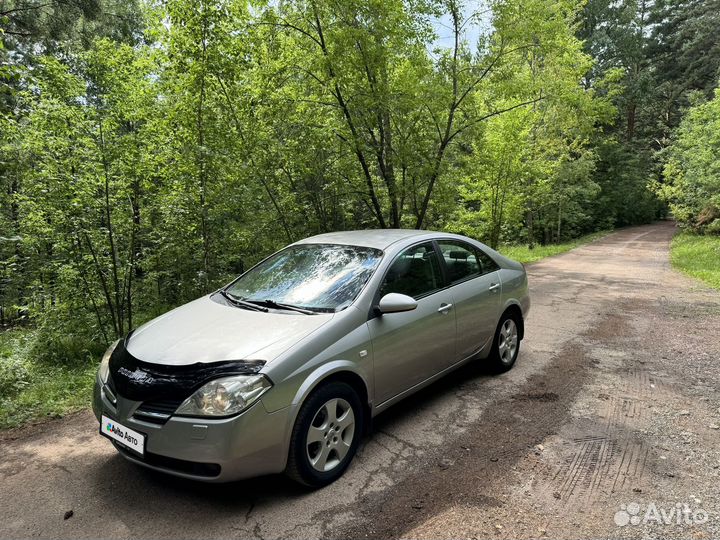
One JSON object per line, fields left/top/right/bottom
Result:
{"left": 285, "top": 381, "right": 363, "bottom": 487}
{"left": 487, "top": 312, "right": 521, "bottom": 373}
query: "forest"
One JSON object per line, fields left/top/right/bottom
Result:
{"left": 0, "top": 0, "right": 719, "bottom": 424}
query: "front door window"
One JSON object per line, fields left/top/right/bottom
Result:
{"left": 379, "top": 243, "right": 443, "bottom": 299}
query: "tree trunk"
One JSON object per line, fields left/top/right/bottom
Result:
{"left": 382, "top": 108, "right": 400, "bottom": 228}
{"left": 557, "top": 199, "right": 562, "bottom": 242}
{"left": 415, "top": 1, "right": 460, "bottom": 230}
{"left": 526, "top": 209, "right": 535, "bottom": 249}
{"left": 197, "top": 14, "right": 211, "bottom": 292}
{"left": 626, "top": 102, "right": 636, "bottom": 140}
{"left": 99, "top": 122, "right": 124, "bottom": 336}
{"left": 311, "top": 2, "right": 387, "bottom": 228}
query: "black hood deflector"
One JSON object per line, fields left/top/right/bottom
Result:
{"left": 108, "top": 334, "right": 266, "bottom": 402}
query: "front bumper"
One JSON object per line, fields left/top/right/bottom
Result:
{"left": 92, "top": 374, "right": 291, "bottom": 482}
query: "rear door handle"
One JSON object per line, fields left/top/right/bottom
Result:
{"left": 489, "top": 283, "right": 500, "bottom": 292}
{"left": 437, "top": 303, "right": 453, "bottom": 313}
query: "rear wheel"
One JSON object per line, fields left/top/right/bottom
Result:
{"left": 487, "top": 312, "right": 521, "bottom": 372}
{"left": 285, "top": 381, "right": 363, "bottom": 487}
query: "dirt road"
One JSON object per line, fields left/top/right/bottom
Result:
{"left": 1, "top": 221, "right": 719, "bottom": 539}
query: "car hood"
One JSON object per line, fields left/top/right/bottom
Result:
{"left": 126, "top": 295, "right": 334, "bottom": 365}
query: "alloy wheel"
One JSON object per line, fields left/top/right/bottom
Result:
{"left": 306, "top": 398, "right": 356, "bottom": 472}
{"left": 498, "top": 319, "right": 518, "bottom": 364}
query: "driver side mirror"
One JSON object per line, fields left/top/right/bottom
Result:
{"left": 375, "top": 293, "right": 418, "bottom": 315}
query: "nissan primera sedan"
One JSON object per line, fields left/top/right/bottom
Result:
{"left": 94, "top": 230, "right": 530, "bottom": 486}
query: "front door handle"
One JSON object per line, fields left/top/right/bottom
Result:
{"left": 489, "top": 283, "right": 500, "bottom": 292}
{"left": 437, "top": 303, "right": 453, "bottom": 314}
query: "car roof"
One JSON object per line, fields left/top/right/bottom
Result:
{"left": 293, "top": 229, "right": 436, "bottom": 250}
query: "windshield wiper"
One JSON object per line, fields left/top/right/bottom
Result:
{"left": 218, "top": 290, "right": 268, "bottom": 312}
{"left": 245, "top": 299, "right": 317, "bottom": 315}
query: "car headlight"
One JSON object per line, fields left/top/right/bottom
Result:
{"left": 98, "top": 339, "right": 120, "bottom": 383}
{"left": 175, "top": 374, "right": 272, "bottom": 417}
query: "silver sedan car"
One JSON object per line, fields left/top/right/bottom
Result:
{"left": 93, "top": 230, "right": 530, "bottom": 486}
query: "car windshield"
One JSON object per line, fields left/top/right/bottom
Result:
{"left": 225, "top": 244, "right": 384, "bottom": 312}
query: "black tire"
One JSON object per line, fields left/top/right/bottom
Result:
{"left": 487, "top": 310, "right": 522, "bottom": 373}
{"left": 285, "top": 381, "right": 364, "bottom": 488}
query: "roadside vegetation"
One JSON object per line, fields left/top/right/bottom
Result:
{"left": 0, "top": 329, "right": 104, "bottom": 430}
{"left": 671, "top": 233, "right": 720, "bottom": 290}
{"left": 502, "top": 231, "right": 611, "bottom": 265}
{"left": 1, "top": 0, "right": 719, "bottom": 429}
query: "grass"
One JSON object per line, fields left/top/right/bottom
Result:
{"left": 0, "top": 329, "right": 98, "bottom": 430}
{"left": 500, "top": 230, "right": 611, "bottom": 264}
{"left": 670, "top": 232, "right": 720, "bottom": 289}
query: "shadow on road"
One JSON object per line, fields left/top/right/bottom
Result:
{"left": 90, "top": 357, "right": 496, "bottom": 510}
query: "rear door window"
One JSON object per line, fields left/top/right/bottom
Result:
{"left": 476, "top": 248, "right": 500, "bottom": 274}
{"left": 438, "top": 240, "right": 501, "bottom": 282}
{"left": 437, "top": 241, "right": 481, "bottom": 283}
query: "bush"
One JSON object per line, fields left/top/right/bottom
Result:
{"left": 29, "top": 330, "right": 105, "bottom": 367}
{"left": 704, "top": 219, "right": 720, "bottom": 236}
{"left": 0, "top": 331, "right": 31, "bottom": 396}
{"left": 27, "top": 307, "right": 108, "bottom": 367}
{"left": 0, "top": 355, "right": 31, "bottom": 396}
{"left": 0, "top": 328, "right": 100, "bottom": 429}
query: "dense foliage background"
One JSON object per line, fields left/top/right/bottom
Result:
{"left": 0, "top": 0, "right": 718, "bottom": 371}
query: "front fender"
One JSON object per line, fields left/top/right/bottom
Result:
{"left": 288, "top": 359, "right": 370, "bottom": 410}
{"left": 266, "top": 359, "right": 371, "bottom": 473}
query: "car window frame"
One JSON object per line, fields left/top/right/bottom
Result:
{"left": 434, "top": 239, "right": 500, "bottom": 286}
{"left": 367, "top": 237, "right": 504, "bottom": 320}
{"left": 474, "top": 245, "right": 500, "bottom": 275}
{"left": 369, "top": 241, "right": 448, "bottom": 317}
{"left": 436, "top": 239, "right": 484, "bottom": 285}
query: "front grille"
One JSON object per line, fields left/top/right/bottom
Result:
{"left": 114, "top": 443, "right": 221, "bottom": 478}
{"left": 106, "top": 375, "right": 118, "bottom": 396}
{"left": 138, "top": 398, "right": 184, "bottom": 415}
{"left": 101, "top": 383, "right": 118, "bottom": 407}
{"left": 133, "top": 398, "right": 185, "bottom": 424}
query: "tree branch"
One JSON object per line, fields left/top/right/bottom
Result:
{"left": 448, "top": 95, "right": 545, "bottom": 143}
{"left": 0, "top": 3, "right": 51, "bottom": 16}
{"left": 251, "top": 18, "right": 323, "bottom": 47}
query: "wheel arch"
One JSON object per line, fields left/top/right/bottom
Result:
{"left": 501, "top": 301, "right": 525, "bottom": 340}
{"left": 280, "top": 361, "right": 372, "bottom": 468}
{"left": 316, "top": 371, "right": 371, "bottom": 426}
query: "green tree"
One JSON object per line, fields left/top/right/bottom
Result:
{"left": 0, "top": 0, "right": 144, "bottom": 328}
{"left": 656, "top": 89, "right": 720, "bottom": 233}
{"left": 450, "top": 0, "right": 605, "bottom": 247}
{"left": 17, "top": 40, "right": 158, "bottom": 340}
